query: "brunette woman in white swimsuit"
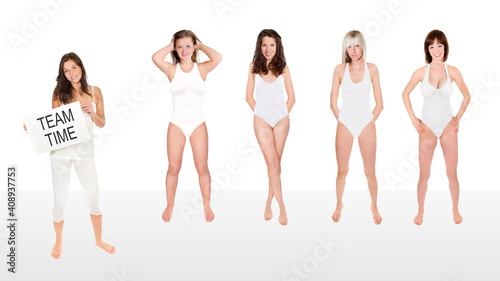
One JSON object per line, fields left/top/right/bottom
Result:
{"left": 153, "top": 30, "right": 222, "bottom": 223}
{"left": 23, "top": 52, "right": 115, "bottom": 258}
{"left": 402, "top": 30, "right": 471, "bottom": 225}
{"left": 246, "top": 29, "right": 296, "bottom": 226}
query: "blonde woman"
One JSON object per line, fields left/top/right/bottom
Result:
{"left": 330, "top": 30, "right": 383, "bottom": 224}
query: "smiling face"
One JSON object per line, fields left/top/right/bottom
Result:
{"left": 261, "top": 36, "right": 276, "bottom": 61}
{"left": 346, "top": 44, "right": 363, "bottom": 61}
{"left": 428, "top": 38, "right": 445, "bottom": 62}
{"left": 63, "top": 59, "right": 82, "bottom": 84}
{"left": 175, "top": 37, "right": 196, "bottom": 62}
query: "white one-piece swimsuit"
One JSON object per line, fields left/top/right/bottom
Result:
{"left": 254, "top": 74, "right": 289, "bottom": 127}
{"left": 170, "top": 63, "right": 207, "bottom": 136}
{"left": 420, "top": 63, "right": 453, "bottom": 138}
{"left": 339, "top": 62, "right": 373, "bottom": 138}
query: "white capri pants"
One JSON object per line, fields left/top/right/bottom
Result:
{"left": 51, "top": 156, "right": 102, "bottom": 222}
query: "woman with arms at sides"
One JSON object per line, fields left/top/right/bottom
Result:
{"left": 246, "top": 29, "right": 296, "bottom": 226}
{"left": 330, "top": 30, "right": 384, "bottom": 225}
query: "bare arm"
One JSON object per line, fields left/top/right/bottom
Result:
{"left": 245, "top": 63, "right": 256, "bottom": 111}
{"left": 152, "top": 42, "right": 176, "bottom": 82}
{"left": 402, "top": 67, "right": 425, "bottom": 133}
{"left": 449, "top": 65, "right": 471, "bottom": 133}
{"left": 368, "top": 63, "right": 384, "bottom": 122}
{"left": 329, "top": 64, "right": 343, "bottom": 120}
{"left": 197, "top": 41, "right": 223, "bottom": 81}
{"left": 91, "top": 86, "right": 106, "bottom": 128}
{"left": 282, "top": 65, "right": 296, "bottom": 113}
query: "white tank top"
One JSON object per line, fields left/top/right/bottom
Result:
{"left": 50, "top": 86, "right": 95, "bottom": 160}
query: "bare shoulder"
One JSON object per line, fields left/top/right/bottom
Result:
{"left": 366, "top": 62, "right": 379, "bottom": 74}
{"left": 91, "top": 85, "right": 104, "bottom": 103}
{"left": 412, "top": 66, "right": 427, "bottom": 80}
{"left": 446, "top": 64, "right": 461, "bottom": 76}
{"left": 282, "top": 64, "right": 290, "bottom": 75}
{"left": 334, "top": 63, "right": 346, "bottom": 77}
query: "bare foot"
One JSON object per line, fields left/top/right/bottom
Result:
{"left": 279, "top": 208, "right": 288, "bottom": 226}
{"left": 204, "top": 204, "right": 215, "bottom": 222}
{"left": 162, "top": 204, "right": 174, "bottom": 222}
{"left": 96, "top": 240, "right": 115, "bottom": 254}
{"left": 332, "top": 204, "right": 343, "bottom": 223}
{"left": 264, "top": 202, "right": 273, "bottom": 221}
{"left": 51, "top": 240, "right": 63, "bottom": 259}
{"left": 371, "top": 206, "right": 382, "bottom": 225}
{"left": 453, "top": 209, "right": 463, "bottom": 224}
{"left": 414, "top": 210, "right": 424, "bottom": 226}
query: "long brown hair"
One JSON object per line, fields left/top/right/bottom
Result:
{"left": 53, "top": 52, "right": 90, "bottom": 105}
{"left": 424, "top": 29, "right": 449, "bottom": 64}
{"left": 170, "top": 30, "right": 201, "bottom": 64}
{"left": 252, "top": 29, "right": 286, "bottom": 77}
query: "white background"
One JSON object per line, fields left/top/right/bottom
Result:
{"left": 1, "top": 0, "right": 500, "bottom": 280}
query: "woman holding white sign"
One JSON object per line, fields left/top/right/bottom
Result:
{"left": 153, "top": 30, "right": 222, "bottom": 223}
{"left": 49, "top": 52, "right": 114, "bottom": 258}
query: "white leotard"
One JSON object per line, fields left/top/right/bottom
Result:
{"left": 420, "top": 63, "right": 453, "bottom": 137}
{"left": 170, "top": 63, "right": 206, "bottom": 136}
{"left": 254, "top": 74, "right": 288, "bottom": 127}
{"left": 50, "top": 86, "right": 95, "bottom": 160}
{"left": 339, "top": 62, "right": 373, "bottom": 138}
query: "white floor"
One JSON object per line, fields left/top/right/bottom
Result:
{"left": 1, "top": 190, "right": 500, "bottom": 281}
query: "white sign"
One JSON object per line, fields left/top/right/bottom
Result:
{"left": 24, "top": 102, "right": 91, "bottom": 155}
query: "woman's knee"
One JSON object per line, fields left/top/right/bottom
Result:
{"left": 195, "top": 164, "right": 210, "bottom": 177}
{"left": 267, "top": 159, "right": 280, "bottom": 173}
{"left": 167, "top": 165, "right": 181, "bottom": 176}
{"left": 364, "top": 169, "right": 377, "bottom": 182}
{"left": 337, "top": 168, "right": 349, "bottom": 180}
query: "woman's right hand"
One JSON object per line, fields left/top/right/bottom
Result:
{"left": 23, "top": 123, "right": 28, "bottom": 133}
{"left": 411, "top": 118, "right": 425, "bottom": 134}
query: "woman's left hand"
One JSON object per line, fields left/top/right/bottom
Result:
{"left": 80, "top": 101, "right": 94, "bottom": 115}
{"left": 453, "top": 116, "right": 460, "bottom": 133}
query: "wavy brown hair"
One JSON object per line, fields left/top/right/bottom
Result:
{"left": 252, "top": 29, "right": 286, "bottom": 77}
{"left": 170, "top": 30, "right": 201, "bottom": 64}
{"left": 53, "top": 52, "right": 90, "bottom": 105}
{"left": 424, "top": 29, "right": 449, "bottom": 64}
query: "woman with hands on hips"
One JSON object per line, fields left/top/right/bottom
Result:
{"left": 402, "top": 29, "right": 471, "bottom": 225}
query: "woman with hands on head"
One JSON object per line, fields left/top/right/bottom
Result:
{"left": 152, "top": 30, "right": 222, "bottom": 223}
{"left": 246, "top": 29, "right": 296, "bottom": 226}
{"left": 402, "top": 29, "right": 471, "bottom": 225}
{"left": 330, "top": 30, "right": 384, "bottom": 225}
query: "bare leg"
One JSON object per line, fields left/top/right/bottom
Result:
{"left": 162, "top": 123, "right": 186, "bottom": 222}
{"left": 254, "top": 116, "right": 289, "bottom": 225}
{"left": 90, "top": 214, "right": 115, "bottom": 253}
{"left": 51, "top": 220, "right": 64, "bottom": 259}
{"left": 358, "top": 122, "right": 382, "bottom": 225}
{"left": 414, "top": 123, "right": 438, "bottom": 225}
{"left": 268, "top": 116, "right": 290, "bottom": 221}
{"left": 190, "top": 123, "right": 214, "bottom": 222}
{"left": 332, "top": 122, "right": 354, "bottom": 223}
{"left": 440, "top": 119, "right": 462, "bottom": 224}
